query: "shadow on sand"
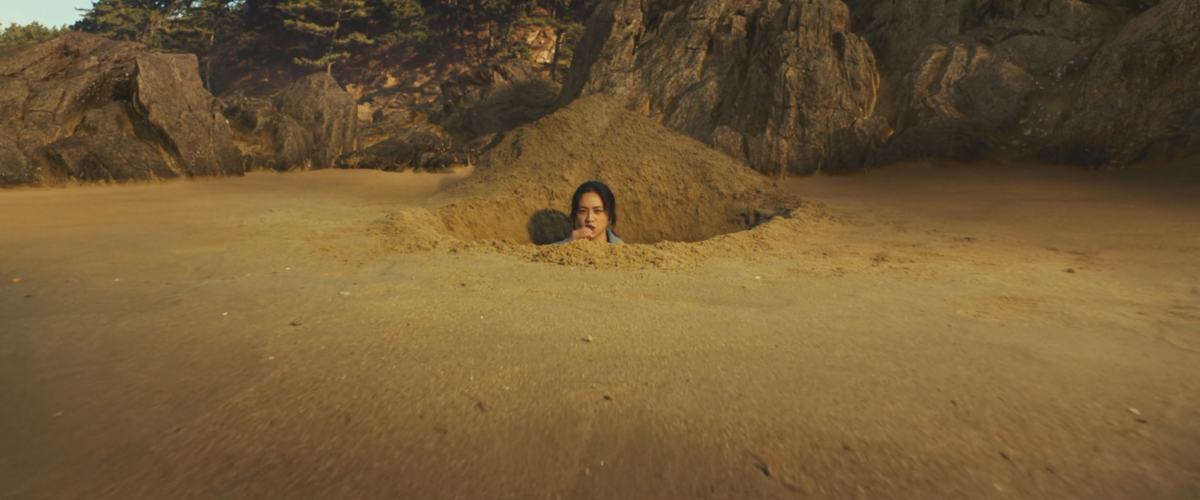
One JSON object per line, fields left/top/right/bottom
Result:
{"left": 527, "top": 209, "right": 572, "bottom": 245}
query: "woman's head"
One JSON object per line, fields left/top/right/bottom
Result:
{"left": 570, "top": 181, "right": 617, "bottom": 237}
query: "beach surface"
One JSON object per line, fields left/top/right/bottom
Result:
{"left": 2, "top": 161, "right": 1198, "bottom": 499}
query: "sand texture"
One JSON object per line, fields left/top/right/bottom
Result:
{"left": 1, "top": 155, "right": 1199, "bottom": 499}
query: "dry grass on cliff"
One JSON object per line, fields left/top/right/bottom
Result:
{"left": 372, "top": 94, "right": 817, "bottom": 269}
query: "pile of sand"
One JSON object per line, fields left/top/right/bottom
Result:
{"left": 375, "top": 94, "right": 815, "bottom": 267}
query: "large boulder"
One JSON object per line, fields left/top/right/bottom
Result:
{"left": 131, "top": 53, "right": 241, "bottom": 177}
{"left": 221, "top": 96, "right": 313, "bottom": 171}
{"left": 273, "top": 72, "right": 358, "bottom": 169}
{"left": 561, "top": 0, "right": 883, "bottom": 176}
{"left": 338, "top": 112, "right": 462, "bottom": 172}
{"left": 0, "top": 32, "right": 241, "bottom": 187}
{"left": 1042, "top": 0, "right": 1200, "bottom": 165}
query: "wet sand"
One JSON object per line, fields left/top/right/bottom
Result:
{"left": 1, "top": 161, "right": 1198, "bottom": 499}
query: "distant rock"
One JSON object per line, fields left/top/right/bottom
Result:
{"left": 338, "top": 113, "right": 461, "bottom": 172}
{"left": 219, "top": 72, "right": 360, "bottom": 172}
{"left": 562, "top": 0, "right": 884, "bottom": 176}
{"left": 221, "top": 96, "right": 313, "bottom": 171}
{"left": 275, "top": 73, "right": 358, "bottom": 169}
{"left": 0, "top": 32, "right": 241, "bottom": 187}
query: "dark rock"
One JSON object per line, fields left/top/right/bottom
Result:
{"left": 825, "top": 116, "right": 893, "bottom": 171}
{"left": 221, "top": 97, "right": 313, "bottom": 171}
{"left": 339, "top": 119, "right": 461, "bottom": 172}
{"left": 75, "top": 102, "right": 136, "bottom": 136}
{"left": 132, "top": 53, "right": 242, "bottom": 177}
{"left": 36, "top": 134, "right": 176, "bottom": 182}
{"left": 0, "top": 136, "right": 33, "bottom": 186}
{"left": 1043, "top": 0, "right": 1200, "bottom": 166}
{"left": 562, "top": 0, "right": 883, "bottom": 175}
{"left": 274, "top": 73, "right": 358, "bottom": 169}
{"left": 890, "top": 42, "right": 1036, "bottom": 156}
{"left": 853, "top": 0, "right": 1122, "bottom": 78}
{"left": 0, "top": 33, "right": 142, "bottom": 161}
{"left": 881, "top": 118, "right": 989, "bottom": 163}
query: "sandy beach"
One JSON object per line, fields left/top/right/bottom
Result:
{"left": 1, "top": 160, "right": 1198, "bottom": 499}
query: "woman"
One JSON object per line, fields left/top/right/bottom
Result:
{"left": 556, "top": 181, "right": 624, "bottom": 244}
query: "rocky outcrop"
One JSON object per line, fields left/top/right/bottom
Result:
{"left": 1042, "top": 0, "right": 1200, "bottom": 165}
{"left": 275, "top": 72, "right": 358, "bottom": 169}
{"left": 559, "top": 0, "right": 1194, "bottom": 172}
{"left": 849, "top": 0, "right": 1195, "bottom": 167}
{"left": 562, "top": 0, "right": 883, "bottom": 176}
{"left": 0, "top": 32, "right": 242, "bottom": 187}
{"left": 339, "top": 111, "right": 462, "bottom": 172}
{"left": 133, "top": 53, "right": 242, "bottom": 177}
{"left": 221, "top": 96, "right": 314, "bottom": 171}
{"left": 220, "top": 72, "right": 360, "bottom": 172}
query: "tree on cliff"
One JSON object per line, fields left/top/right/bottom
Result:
{"left": 278, "top": 0, "right": 376, "bottom": 74}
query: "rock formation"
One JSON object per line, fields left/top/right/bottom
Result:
{"left": 1043, "top": 0, "right": 1199, "bottom": 165}
{"left": 562, "top": 0, "right": 884, "bottom": 176}
{"left": 275, "top": 73, "right": 358, "bottom": 169}
{"left": 848, "top": 0, "right": 1196, "bottom": 166}
{"left": 221, "top": 96, "right": 314, "bottom": 171}
{"left": 0, "top": 32, "right": 242, "bottom": 187}
{"left": 563, "top": 0, "right": 1196, "bottom": 172}
{"left": 221, "top": 73, "right": 359, "bottom": 172}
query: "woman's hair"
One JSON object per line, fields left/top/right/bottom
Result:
{"left": 571, "top": 181, "right": 617, "bottom": 228}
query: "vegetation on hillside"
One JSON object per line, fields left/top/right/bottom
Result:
{"left": 12, "top": 0, "right": 598, "bottom": 90}
{"left": 0, "top": 22, "right": 67, "bottom": 46}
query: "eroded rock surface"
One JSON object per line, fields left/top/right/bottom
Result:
{"left": 133, "top": 53, "right": 242, "bottom": 177}
{"left": 221, "top": 96, "right": 314, "bottom": 171}
{"left": 849, "top": 0, "right": 1196, "bottom": 166}
{"left": 562, "top": 0, "right": 884, "bottom": 176}
{"left": 274, "top": 73, "right": 358, "bottom": 169}
{"left": 1043, "top": 0, "right": 1200, "bottom": 165}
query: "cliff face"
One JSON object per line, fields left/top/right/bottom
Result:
{"left": 564, "top": 0, "right": 1198, "bottom": 174}
{"left": 562, "top": 0, "right": 885, "bottom": 176}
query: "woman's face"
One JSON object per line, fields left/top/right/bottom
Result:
{"left": 575, "top": 191, "right": 609, "bottom": 240}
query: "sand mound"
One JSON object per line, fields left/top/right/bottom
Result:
{"left": 374, "top": 94, "right": 817, "bottom": 267}
{"left": 391, "top": 94, "right": 800, "bottom": 244}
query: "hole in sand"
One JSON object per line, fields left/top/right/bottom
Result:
{"left": 378, "top": 95, "right": 799, "bottom": 247}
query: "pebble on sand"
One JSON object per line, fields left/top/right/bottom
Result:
{"left": 583, "top": 335, "right": 593, "bottom": 343}
{"left": 10, "top": 278, "right": 19, "bottom": 284}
